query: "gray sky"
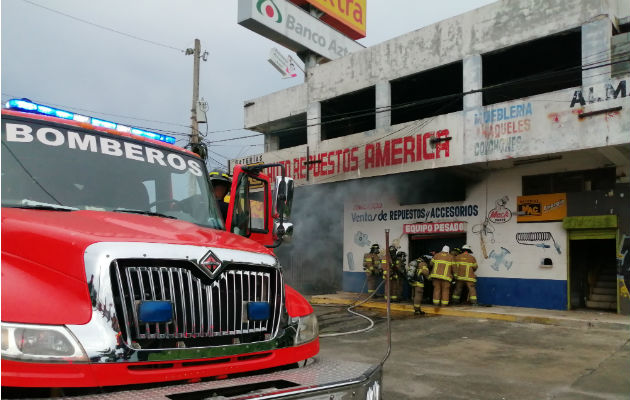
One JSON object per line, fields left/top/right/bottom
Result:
{"left": 1, "top": 0, "right": 496, "bottom": 170}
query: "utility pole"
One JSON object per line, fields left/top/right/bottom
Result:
{"left": 186, "top": 38, "right": 208, "bottom": 159}
{"left": 190, "top": 39, "right": 201, "bottom": 153}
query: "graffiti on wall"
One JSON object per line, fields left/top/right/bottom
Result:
{"left": 488, "top": 196, "right": 513, "bottom": 224}
{"left": 569, "top": 79, "right": 627, "bottom": 108}
{"left": 354, "top": 231, "right": 371, "bottom": 247}
{"left": 489, "top": 247, "right": 513, "bottom": 271}
{"left": 472, "top": 218, "right": 495, "bottom": 259}
{"left": 515, "top": 232, "right": 562, "bottom": 254}
{"left": 473, "top": 102, "right": 532, "bottom": 157}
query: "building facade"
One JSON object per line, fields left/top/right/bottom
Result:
{"left": 237, "top": 0, "right": 630, "bottom": 312}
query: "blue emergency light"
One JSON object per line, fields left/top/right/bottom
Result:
{"left": 4, "top": 99, "right": 177, "bottom": 145}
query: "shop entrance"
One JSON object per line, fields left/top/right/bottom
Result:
{"left": 569, "top": 239, "right": 617, "bottom": 311}
{"left": 409, "top": 234, "right": 467, "bottom": 304}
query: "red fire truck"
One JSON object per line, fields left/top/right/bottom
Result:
{"left": 1, "top": 100, "right": 381, "bottom": 399}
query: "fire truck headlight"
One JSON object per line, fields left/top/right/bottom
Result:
{"left": 1, "top": 323, "right": 88, "bottom": 362}
{"left": 294, "top": 313, "right": 318, "bottom": 345}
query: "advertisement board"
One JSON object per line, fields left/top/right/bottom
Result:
{"left": 517, "top": 193, "right": 567, "bottom": 222}
{"left": 299, "top": 0, "right": 366, "bottom": 39}
{"left": 238, "top": 0, "right": 363, "bottom": 61}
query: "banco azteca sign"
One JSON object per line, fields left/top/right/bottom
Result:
{"left": 238, "top": 0, "right": 363, "bottom": 61}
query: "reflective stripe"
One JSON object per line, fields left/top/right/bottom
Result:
{"left": 433, "top": 300, "right": 440, "bottom": 305}
{"left": 452, "top": 295, "right": 460, "bottom": 299}
{"left": 430, "top": 273, "right": 452, "bottom": 282}
{"left": 470, "top": 296, "right": 477, "bottom": 300}
{"left": 441, "top": 301, "right": 449, "bottom": 305}
{"left": 458, "top": 277, "right": 477, "bottom": 282}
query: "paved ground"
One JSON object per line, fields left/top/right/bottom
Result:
{"left": 314, "top": 305, "right": 630, "bottom": 400}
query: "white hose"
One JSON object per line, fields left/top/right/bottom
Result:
{"left": 319, "top": 280, "right": 384, "bottom": 338}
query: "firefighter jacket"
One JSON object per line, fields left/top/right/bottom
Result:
{"left": 408, "top": 259, "right": 430, "bottom": 287}
{"left": 363, "top": 252, "right": 381, "bottom": 275}
{"left": 429, "top": 251, "right": 454, "bottom": 282}
{"left": 382, "top": 257, "right": 402, "bottom": 280}
{"left": 455, "top": 252, "right": 478, "bottom": 282}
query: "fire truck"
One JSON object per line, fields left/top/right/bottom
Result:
{"left": 1, "top": 100, "right": 381, "bottom": 399}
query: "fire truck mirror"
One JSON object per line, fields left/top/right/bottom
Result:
{"left": 274, "top": 221, "right": 294, "bottom": 243}
{"left": 274, "top": 177, "right": 294, "bottom": 219}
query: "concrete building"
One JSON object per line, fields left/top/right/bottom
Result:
{"left": 237, "top": 0, "right": 630, "bottom": 313}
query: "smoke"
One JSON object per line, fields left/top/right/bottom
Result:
{"left": 276, "top": 168, "right": 472, "bottom": 294}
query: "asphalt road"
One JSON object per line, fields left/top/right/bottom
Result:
{"left": 314, "top": 305, "right": 630, "bottom": 400}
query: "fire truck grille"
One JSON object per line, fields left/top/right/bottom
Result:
{"left": 112, "top": 261, "right": 283, "bottom": 348}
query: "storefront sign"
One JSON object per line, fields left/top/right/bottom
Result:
{"left": 260, "top": 128, "right": 452, "bottom": 182}
{"left": 299, "top": 0, "right": 366, "bottom": 39}
{"left": 403, "top": 221, "right": 467, "bottom": 235}
{"left": 517, "top": 193, "right": 567, "bottom": 222}
{"left": 238, "top": 0, "right": 363, "bottom": 61}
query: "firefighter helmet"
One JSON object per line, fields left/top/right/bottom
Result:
{"left": 441, "top": 245, "right": 450, "bottom": 253}
{"left": 209, "top": 169, "right": 231, "bottom": 185}
{"left": 462, "top": 244, "right": 473, "bottom": 253}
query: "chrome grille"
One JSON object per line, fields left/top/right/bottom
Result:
{"left": 113, "top": 261, "right": 283, "bottom": 345}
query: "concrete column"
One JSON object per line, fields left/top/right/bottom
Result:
{"left": 375, "top": 81, "right": 391, "bottom": 131}
{"left": 582, "top": 17, "right": 612, "bottom": 87}
{"left": 463, "top": 54, "right": 483, "bottom": 110}
{"left": 307, "top": 101, "right": 321, "bottom": 148}
{"left": 264, "top": 134, "right": 279, "bottom": 152}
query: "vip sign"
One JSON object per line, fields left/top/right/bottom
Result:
{"left": 297, "top": 0, "right": 366, "bottom": 39}
{"left": 238, "top": 0, "right": 363, "bottom": 61}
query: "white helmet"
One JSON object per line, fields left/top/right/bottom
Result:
{"left": 442, "top": 245, "right": 450, "bottom": 253}
{"left": 462, "top": 244, "right": 473, "bottom": 252}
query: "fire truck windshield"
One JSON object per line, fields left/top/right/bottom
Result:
{"left": 1, "top": 118, "right": 224, "bottom": 230}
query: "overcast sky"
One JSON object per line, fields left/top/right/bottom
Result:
{"left": 1, "top": 0, "right": 496, "bottom": 170}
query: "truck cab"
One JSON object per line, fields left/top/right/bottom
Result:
{"left": 1, "top": 101, "right": 319, "bottom": 393}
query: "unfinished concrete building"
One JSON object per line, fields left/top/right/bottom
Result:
{"left": 238, "top": 0, "right": 630, "bottom": 313}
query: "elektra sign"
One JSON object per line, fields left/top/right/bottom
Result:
{"left": 238, "top": 0, "right": 363, "bottom": 61}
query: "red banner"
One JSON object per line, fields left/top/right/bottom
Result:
{"left": 403, "top": 221, "right": 466, "bottom": 235}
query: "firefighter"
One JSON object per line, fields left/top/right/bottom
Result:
{"left": 449, "top": 247, "right": 462, "bottom": 302}
{"left": 452, "top": 244, "right": 479, "bottom": 305}
{"left": 429, "top": 245, "right": 455, "bottom": 307}
{"left": 383, "top": 245, "right": 400, "bottom": 302}
{"left": 395, "top": 251, "right": 407, "bottom": 300}
{"left": 209, "top": 169, "right": 231, "bottom": 221}
{"left": 407, "top": 256, "right": 430, "bottom": 315}
{"left": 363, "top": 243, "right": 382, "bottom": 296}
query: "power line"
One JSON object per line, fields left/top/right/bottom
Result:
{"left": 21, "top": 0, "right": 186, "bottom": 53}
{"left": 216, "top": 55, "right": 630, "bottom": 141}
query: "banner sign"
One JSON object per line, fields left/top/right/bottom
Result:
{"left": 238, "top": 0, "right": 363, "bottom": 61}
{"left": 268, "top": 48, "right": 297, "bottom": 78}
{"left": 403, "top": 221, "right": 467, "bottom": 235}
{"left": 300, "top": 0, "right": 366, "bottom": 39}
{"left": 517, "top": 193, "right": 567, "bottom": 222}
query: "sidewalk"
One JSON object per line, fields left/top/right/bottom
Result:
{"left": 309, "top": 292, "right": 630, "bottom": 330}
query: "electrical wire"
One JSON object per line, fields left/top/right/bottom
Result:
{"left": 21, "top": 0, "right": 185, "bottom": 53}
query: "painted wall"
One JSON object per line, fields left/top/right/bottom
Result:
{"left": 243, "top": 81, "right": 630, "bottom": 187}
{"left": 244, "top": 0, "right": 620, "bottom": 126}
{"left": 343, "top": 168, "right": 570, "bottom": 310}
